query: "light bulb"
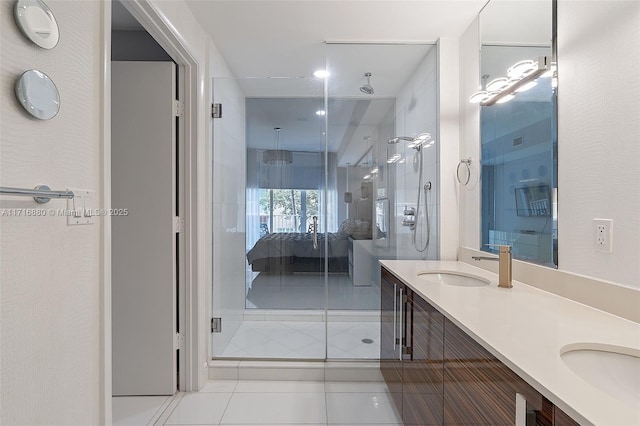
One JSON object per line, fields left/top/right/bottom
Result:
{"left": 469, "top": 91, "right": 489, "bottom": 103}
{"left": 315, "top": 110, "right": 326, "bottom": 116}
{"left": 507, "top": 60, "right": 536, "bottom": 79}
{"left": 486, "top": 78, "right": 509, "bottom": 92}
{"left": 313, "top": 70, "right": 329, "bottom": 78}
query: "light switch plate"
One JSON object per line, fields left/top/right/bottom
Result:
{"left": 66, "top": 189, "right": 95, "bottom": 226}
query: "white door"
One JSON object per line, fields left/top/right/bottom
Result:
{"left": 111, "top": 61, "right": 177, "bottom": 396}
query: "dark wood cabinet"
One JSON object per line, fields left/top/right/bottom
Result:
{"left": 404, "top": 288, "right": 444, "bottom": 425}
{"left": 443, "top": 317, "right": 547, "bottom": 425}
{"left": 380, "top": 268, "right": 403, "bottom": 413}
{"left": 380, "top": 266, "right": 580, "bottom": 426}
{"left": 381, "top": 269, "right": 444, "bottom": 425}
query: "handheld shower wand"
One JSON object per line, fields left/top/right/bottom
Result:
{"left": 388, "top": 133, "right": 433, "bottom": 252}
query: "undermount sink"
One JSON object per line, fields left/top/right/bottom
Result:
{"left": 560, "top": 343, "right": 640, "bottom": 407}
{"left": 416, "top": 271, "right": 490, "bottom": 287}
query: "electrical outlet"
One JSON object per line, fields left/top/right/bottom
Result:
{"left": 593, "top": 219, "right": 613, "bottom": 253}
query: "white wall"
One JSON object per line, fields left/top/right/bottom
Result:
{"left": 0, "top": 1, "right": 104, "bottom": 424}
{"left": 458, "top": 16, "right": 482, "bottom": 249}
{"left": 392, "top": 46, "right": 439, "bottom": 260}
{"left": 458, "top": 2, "right": 640, "bottom": 289}
{"left": 210, "top": 42, "right": 247, "bottom": 357}
{"left": 556, "top": 0, "right": 640, "bottom": 287}
{"left": 437, "top": 37, "right": 461, "bottom": 261}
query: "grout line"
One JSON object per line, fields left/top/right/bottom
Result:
{"left": 324, "top": 385, "right": 330, "bottom": 426}
{"left": 216, "top": 388, "right": 236, "bottom": 426}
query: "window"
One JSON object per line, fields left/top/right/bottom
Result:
{"left": 259, "top": 189, "right": 319, "bottom": 234}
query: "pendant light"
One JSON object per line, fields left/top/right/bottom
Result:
{"left": 263, "top": 127, "right": 292, "bottom": 165}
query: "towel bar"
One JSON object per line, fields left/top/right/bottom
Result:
{"left": 0, "top": 185, "right": 74, "bottom": 204}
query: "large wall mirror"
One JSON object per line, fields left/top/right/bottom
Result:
{"left": 479, "top": 0, "right": 558, "bottom": 267}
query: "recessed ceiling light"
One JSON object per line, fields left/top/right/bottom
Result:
{"left": 313, "top": 70, "right": 329, "bottom": 78}
{"left": 316, "top": 110, "right": 326, "bottom": 116}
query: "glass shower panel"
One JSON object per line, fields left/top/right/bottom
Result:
{"left": 211, "top": 76, "right": 328, "bottom": 359}
{"left": 325, "top": 43, "right": 437, "bottom": 359}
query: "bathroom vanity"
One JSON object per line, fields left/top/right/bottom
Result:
{"left": 379, "top": 261, "right": 640, "bottom": 425}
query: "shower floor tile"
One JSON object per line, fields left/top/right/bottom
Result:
{"left": 219, "top": 320, "right": 380, "bottom": 359}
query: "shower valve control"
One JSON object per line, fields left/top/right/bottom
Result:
{"left": 402, "top": 206, "right": 416, "bottom": 230}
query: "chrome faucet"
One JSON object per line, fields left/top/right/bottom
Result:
{"left": 472, "top": 245, "right": 513, "bottom": 288}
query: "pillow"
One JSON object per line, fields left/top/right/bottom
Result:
{"left": 338, "top": 219, "right": 353, "bottom": 235}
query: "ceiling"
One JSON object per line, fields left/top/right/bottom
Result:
{"left": 186, "top": 1, "right": 487, "bottom": 78}
{"left": 185, "top": 1, "right": 487, "bottom": 163}
{"left": 114, "top": 1, "right": 554, "bottom": 164}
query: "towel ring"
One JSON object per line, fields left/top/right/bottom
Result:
{"left": 457, "top": 158, "right": 472, "bottom": 186}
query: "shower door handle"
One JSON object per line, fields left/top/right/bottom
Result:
{"left": 312, "top": 216, "right": 318, "bottom": 249}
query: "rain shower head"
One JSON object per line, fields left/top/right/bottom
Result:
{"left": 388, "top": 136, "right": 414, "bottom": 144}
{"left": 360, "top": 72, "right": 374, "bottom": 95}
{"left": 388, "top": 133, "right": 432, "bottom": 150}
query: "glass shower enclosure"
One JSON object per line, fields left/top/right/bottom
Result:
{"left": 211, "top": 42, "right": 438, "bottom": 360}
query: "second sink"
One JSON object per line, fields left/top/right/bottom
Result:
{"left": 561, "top": 343, "right": 640, "bottom": 407}
{"left": 416, "top": 271, "right": 490, "bottom": 287}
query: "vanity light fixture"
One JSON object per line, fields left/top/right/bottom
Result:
{"left": 469, "top": 56, "right": 552, "bottom": 106}
{"left": 507, "top": 60, "right": 537, "bottom": 79}
{"left": 496, "top": 94, "right": 515, "bottom": 104}
{"left": 485, "top": 77, "right": 510, "bottom": 92}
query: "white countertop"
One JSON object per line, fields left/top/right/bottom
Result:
{"left": 379, "top": 260, "right": 640, "bottom": 426}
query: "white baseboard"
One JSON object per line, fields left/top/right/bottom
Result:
{"left": 208, "top": 360, "right": 383, "bottom": 382}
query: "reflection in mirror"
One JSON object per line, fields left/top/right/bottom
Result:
{"left": 14, "top": 69, "right": 60, "bottom": 120}
{"left": 479, "top": 0, "right": 557, "bottom": 267}
{"left": 14, "top": 0, "right": 60, "bottom": 49}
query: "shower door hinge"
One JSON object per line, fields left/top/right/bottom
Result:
{"left": 174, "top": 332, "right": 185, "bottom": 350}
{"left": 174, "top": 216, "right": 185, "bottom": 233}
{"left": 173, "top": 100, "right": 184, "bottom": 117}
{"left": 211, "top": 103, "right": 222, "bottom": 118}
{"left": 211, "top": 317, "right": 222, "bottom": 333}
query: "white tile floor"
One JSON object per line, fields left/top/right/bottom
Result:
{"left": 113, "top": 380, "right": 402, "bottom": 426}
{"left": 245, "top": 272, "right": 380, "bottom": 310}
{"left": 220, "top": 320, "right": 380, "bottom": 359}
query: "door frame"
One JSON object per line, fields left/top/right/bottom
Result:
{"left": 101, "top": 0, "right": 207, "bottom": 423}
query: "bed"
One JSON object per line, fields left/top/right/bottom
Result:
{"left": 246, "top": 220, "right": 372, "bottom": 273}
{"left": 246, "top": 231, "right": 350, "bottom": 273}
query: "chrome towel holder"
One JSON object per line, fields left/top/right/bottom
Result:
{"left": 0, "top": 185, "right": 74, "bottom": 204}
{"left": 457, "top": 158, "right": 472, "bottom": 186}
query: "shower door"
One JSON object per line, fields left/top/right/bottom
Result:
{"left": 211, "top": 76, "right": 330, "bottom": 359}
